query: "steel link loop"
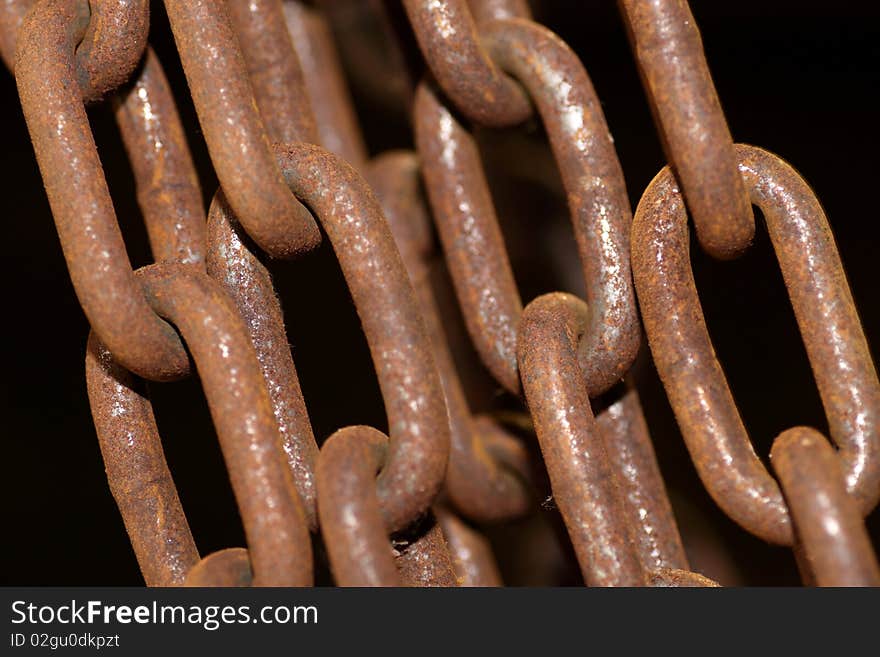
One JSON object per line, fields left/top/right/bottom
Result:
{"left": 518, "top": 292, "right": 645, "bottom": 586}
{"left": 137, "top": 264, "right": 312, "bottom": 586}
{"left": 416, "top": 18, "right": 640, "bottom": 398}
{"left": 632, "top": 144, "right": 880, "bottom": 546}
{"left": 366, "top": 151, "right": 532, "bottom": 523}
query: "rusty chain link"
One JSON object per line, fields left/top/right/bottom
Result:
{"left": 7, "top": 0, "right": 878, "bottom": 587}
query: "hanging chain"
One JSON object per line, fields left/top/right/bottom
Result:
{"left": 5, "top": 0, "right": 878, "bottom": 586}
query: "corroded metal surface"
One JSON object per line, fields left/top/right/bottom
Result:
{"left": 633, "top": 145, "right": 880, "bottom": 546}
{"left": 402, "top": 0, "right": 531, "bottom": 127}
{"left": 11, "top": 0, "right": 879, "bottom": 588}
{"left": 619, "top": 0, "right": 754, "bottom": 260}
{"left": 771, "top": 428, "right": 880, "bottom": 586}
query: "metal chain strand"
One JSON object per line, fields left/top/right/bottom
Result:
{"left": 275, "top": 144, "right": 451, "bottom": 534}
{"left": 632, "top": 144, "right": 880, "bottom": 545}
{"left": 9, "top": 0, "right": 879, "bottom": 588}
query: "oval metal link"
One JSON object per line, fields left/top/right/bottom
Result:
{"left": 771, "top": 427, "right": 880, "bottom": 586}
{"left": 416, "top": 19, "right": 640, "bottom": 397}
{"left": 15, "top": 0, "right": 190, "bottom": 381}
{"left": 367, "top": 151, "right": 532, "bottom": 523}
{"left": 619, "top": 0, "right": 754, "bottom": 260}
{"left": 632, "top": 144, "right": 880, "bottom": 545}
{"left": 485, "top": 17, "right": 641, "bottom": 397}
{"left": 275, "top": 144, "right": 450, "bottom": 533}
{"left": 402, "top": 0, "right": 531, "bottom": 128}
{"left": 137, "top": 263, "right": 313, "bottom": 586}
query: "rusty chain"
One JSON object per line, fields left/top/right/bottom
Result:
{"left": 5, "top": 0, "right": 878, "bottom": 586}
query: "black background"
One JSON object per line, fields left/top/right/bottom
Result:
{"left": 2, "top": 1, "right": 879, "bottom": 585}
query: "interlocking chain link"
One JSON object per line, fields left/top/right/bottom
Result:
{"left": 7, "top": 0, "right": 878, "bottom": 586}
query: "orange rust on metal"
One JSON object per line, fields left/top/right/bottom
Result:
{"left": 15, "top": 0, "right": 190, "bottom": 381}
{"left": 206, "top": 192, "right": 319, "bottom": 529}
{"left": 518, "top": 293, "right": 645, "bottom": 586}
{"left": 596, "top": 386, "right": 688, "bottom": 572}
{"left": 394, "top": 512, "right": 459, "bottom": 587}
{"left": 648, "top": 568, "right": 720, "bottom": 587}
{"left": 136, "top": 263, "right": 313, "bottom": 586}
{"left": 436, "top": 508, "right": 504, "bottom": 586}
{"left": 226, "top": 0, "right": 318, "bottom": 145}
{"left": 162, "top": 0, "right": 321, "bottom": 258}
{"left": 275, "top": 143, "right": 450, "bottom": 534}
{"left": 0, "top": 0, "right": 33, "bottom": 70}
{"left": 317, "top": 426, "right": 403, "bottom": 587}
{"left": 619, "top": 0, "right": 754, "bottom": 260}
{"left": 402, "top": 0, "right": 531, "bottom": 128}
{"left": 468, "top": 0, "right": 531, "bottom": 24}
{"left": 85, "top": 334, "right": 199, "bottom": 587}
{"left": 414, "top": 81, "right": 523, "bottom": 395}
{"left": 367, "top": 151, "right": 531, "bottom": 522}
{"left": 632, "top": 144, "right": 880, "bottom": 545}
{"left": 416, "top": 19, "right": 640, "bottom": 397}
{"left": 771, "top": 428, "right": 880, "bottom": 587}
{"left": 485, "top": 18, "right": 641, "bottom": 396}
{"left": 76, "top": 0, "right": 150, "bottom": 103}
{"left": 284, "top": 0, "right": 368, "bottom": 166}
{"left": 185, "top": 549, "right": 254, "bottom": 587}
{"left": 115, "top": 47, "right": 205, "bottom": 265}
